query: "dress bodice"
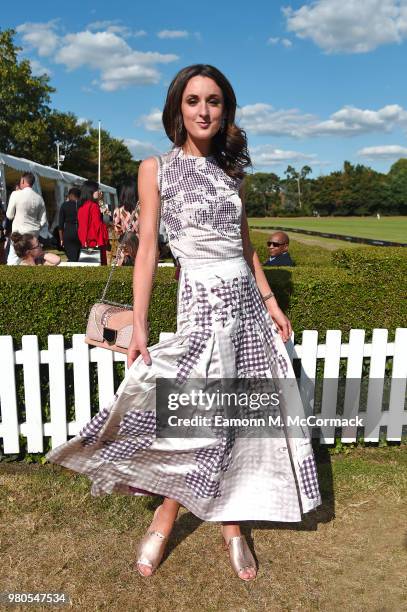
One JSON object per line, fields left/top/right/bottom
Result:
{"left": 158, "top": 146, "right": 244, "bottom": 262}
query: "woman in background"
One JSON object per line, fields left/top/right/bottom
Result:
{"left": 116, "top": 231, "right": 139, "bottom": 266}
{"left": 12, "top": 232, "right": 60, "bottom": 266}
{"left": 77, "top": 180, "right": 109, "bottom": 265}
{"left": 113, "top": 177, "right": 139, "bottom": 241}
{"left": 58, "top": 187, "right": 82, "bottom": 261}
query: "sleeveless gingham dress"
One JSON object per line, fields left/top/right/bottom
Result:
{"left": 46, "top": 146, "right": 322, "bottom": 522}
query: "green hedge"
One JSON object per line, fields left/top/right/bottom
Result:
{"left": 0, "top": 263, "right": 405, "bottom": 347}
{"left": 331, "top": 247, "right": 407, "bottom": 275}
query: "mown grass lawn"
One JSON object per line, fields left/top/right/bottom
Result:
{"left": 248, "top": 216, "right": 407, "bottom": 243}
{"left": 1, "top": 445, "right": 406, "bottom": 611}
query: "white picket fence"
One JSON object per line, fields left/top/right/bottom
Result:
{"left": 0, "top": 328, "right": 406, "bottom": 454}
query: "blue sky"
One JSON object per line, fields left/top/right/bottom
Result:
{"left": 2, "top": 0, "right": 407, "bottom": 176}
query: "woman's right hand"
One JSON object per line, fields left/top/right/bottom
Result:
{"left": 127, "top": 322, "right": 151, "bottom": 369}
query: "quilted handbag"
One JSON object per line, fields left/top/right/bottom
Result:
{"left": 84, "top": 156, "right": 163, "bottom": 353}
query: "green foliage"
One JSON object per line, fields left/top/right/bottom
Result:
{"left": 244, "top": 172, "right": 281, "bottom": 217}
{"left": 0, "top": 28, "right": 139, "bottom": 189}
{"left": 387, "top": 159, "right": 407, "bottom": 214}
{"left": 331, "top": 247, "right": 407, "bottom": 275}
{"left": 0, "top": 29, "right": 55, "bottom": 160}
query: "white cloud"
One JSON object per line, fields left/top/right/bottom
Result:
{"left": 237, "top": 104, "right": 317, "bottom": 137}
{"left": 29, "top": 59, "right": 52, "bottom": 76}
{"left": 250, "top": 144, "right": 318, "bottom": 167}
{"left": 157, "top": 29, "right": 189, "bottom": 39}
{"left": 17, "top": 22, "right": 177, "bottom": 91}
{"left": 16, "top": 20, "right": 59, "bottom": 56}
{"left": 311, "top": 104, "right": 407, "bottom": 135}
{"left": 283, "top": 0, "right": 407, "bottom": 53}
{"left": 238, "top": 103, "right": 407, "bottom": 137}
{"left": 124, "top": 138, "right": 163, "bottom": 159}
{"left": 87, "top": 20, "right": 120, "bottom": 30}
{"left": 358, "top": 144, "right": 407, "bottom": 159}
{"left": 137, "top": 108, "right": 163, "bottom": 131}
{"left": 87, "top": 20, "right": 146, "bottom": 38}
{"left": 267, "top": 36, "right": 292, "bottom": 47}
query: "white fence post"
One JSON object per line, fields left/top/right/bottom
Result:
{"left": 47, "top": 335, "right": 68, "bottom": 447}
{"left": 20, "top": 335, "right": 43, "bottom": 452}
{"left": 364, "top": 328, "right": 388, "bottom": 442}
{"left": 299, "top": 330, "right": 319, "bottom": 420}
{"left": 319, "top": 330, "right": 342, "bottom": 444}
{"left": 341, "top": 329, "right": 365, "bottom": 443}
{"left": 0, "top": 336, "right": 20, "bottom": 453}
{"left": 70, "top": 334, "right": 91, "bottom": 434}
{"left": 387, "top": 328, "right": 407, "bottom": 441}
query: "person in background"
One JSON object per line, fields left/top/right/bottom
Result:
{"left": 116, "top": 231, "right": 139, "bottom": 267}
{"left": 77, "top": 180, "right": 109, "bottom": 265}
{"left": 113, "top": 178, "right": 139, "bottom": 240}
{"left": 11, "top": 232, "right": 60, "bottom": 266}
{"left": 58, "top": 187, "right": 82, "bottom": 262}
{"left": 6, "top": 172, "right": 47, "bottom": 265}
{"left": 263, "top": 231, "right": 295, "bottom": 267}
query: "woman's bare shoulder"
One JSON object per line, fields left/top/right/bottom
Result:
{"left": 139, "top": 157, "right": 159, "bottom": 173}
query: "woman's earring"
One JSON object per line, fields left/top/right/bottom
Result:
{"left": 219, "top": 116, "right": 226, "bottom": 133}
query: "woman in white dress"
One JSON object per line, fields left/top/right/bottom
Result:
{"left": 46, "top": 64, "right": 321, "bottom": 582}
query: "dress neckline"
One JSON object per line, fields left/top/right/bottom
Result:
{"left": 177, "top": 146, "right": 215, "bottom": 161}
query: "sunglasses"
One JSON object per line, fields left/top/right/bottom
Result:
{"left": 267, "top": 241, "right": 287, "bottom": 247}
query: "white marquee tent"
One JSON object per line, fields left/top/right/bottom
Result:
{"left": 0, "top": 152, "right": 118, "bottom": 236}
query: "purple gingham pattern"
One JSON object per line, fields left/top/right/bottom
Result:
{"left": 175, "top": 329, "right": 212, "bottom": 384}
{"left": 79, "top": 405, "right": 110, "bottom": 447}
{"left": 211, "top": 277, "right": 240, "bottom": 325}
{"left": 118, "top": 410, "right": 156, "bottom": 436}
{"left": 299, "top": 455, "right": 320, "bottom": 499}
{"left": 185, "top": 470, "right": 221, "bottom": 499}
{"left": 100, "top": 437, "right": 153, "bottom": 461}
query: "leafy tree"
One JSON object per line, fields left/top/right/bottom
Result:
{"left": 388, "top": 159, "right": 407, "bottom": 214}
{"left": 243, "top": 172, "right": 281, "bottom": 217}
{"left": 0, "top": 28, "right": 55, "bottom": 159}
{"left": 283, "top": 165, "right": 313, "bottom": 213}
{"left": 86, "top": 127, "right": 139, "bottom": 189}
{"left": 46, "top": 111, "right": 90, "bottom": 173}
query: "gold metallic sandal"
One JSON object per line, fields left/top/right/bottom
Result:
{"left": 135, "top": 507, "right": 168, "bottom": 576}
{"left": 222, "top": 535, "right": 257, "bottom": 582}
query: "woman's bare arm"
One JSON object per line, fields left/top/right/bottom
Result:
{"left": 44, "top": 252, "right": 61, "bottom": 266}
{"left": 240, "top": 183, "right": 292, "bottom": 341}
{"left": 127, "top": 157, "right": 160, "bottom": 367}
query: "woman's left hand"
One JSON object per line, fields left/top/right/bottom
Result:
{"left": 267, "top": 304, "right": 292, "bottom": 343}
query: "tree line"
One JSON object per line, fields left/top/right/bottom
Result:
{"left": 244, "top": 160, "right": 407, "bottom": 217}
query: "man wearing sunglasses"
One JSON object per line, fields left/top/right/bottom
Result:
{"left": 263, "top": 231, "right": 294, "bottom": 267}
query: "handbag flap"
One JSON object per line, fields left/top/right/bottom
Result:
{"left": 103, "top": 308, "right": 133, "bottom": 331}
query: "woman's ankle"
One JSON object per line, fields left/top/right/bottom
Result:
{"left": 150, "top": 503, "right": 178, "bottom": 537}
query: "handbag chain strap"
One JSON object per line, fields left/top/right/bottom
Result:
{"left": 100, "top": 155, "right": 163, "bottom": 307}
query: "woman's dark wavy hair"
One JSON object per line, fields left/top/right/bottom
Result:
{"left": 80, "top": 180, "right": 99, "bottom": 206}
{"left": 11, "top": 231, "right": 35, "bottom": 258}
{"left": 162, "top": 64, "right": 251, "bottom": 179}
{"left": 119, "top": 178, "right": 138, "bottom": 213}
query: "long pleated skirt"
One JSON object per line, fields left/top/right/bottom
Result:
{"left": 45, "top": 256, "right": 322, "bottom": 522}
